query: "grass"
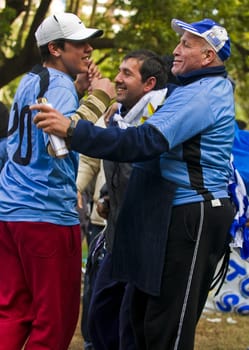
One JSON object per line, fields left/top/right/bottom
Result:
{"left": 195, "top": 312, "right": 249, "bottom": 350}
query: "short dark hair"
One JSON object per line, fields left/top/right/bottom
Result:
{"left": 123, "top": 49, "right": 169, "bottom": 90}
{"left": 162, "top": 55, "right": 179, "bottom": 84}
{"left": 38, "top": 39, "right": 66, "bottom": 62}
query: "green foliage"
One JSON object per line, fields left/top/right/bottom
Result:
{"left": 1, "top": 0, "right": 249, "bottom": 120}
{"left": 0, "top": 7, "right": 16, "bottom": 60}
{"left": 0, "top": 75, "right": 22, "bottom": 110}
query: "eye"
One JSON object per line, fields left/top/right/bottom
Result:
{"left": 180, "top": 39, "right": 191, "bottom": 48}
{"left": 123, "top": 69, "right": 132, "bottom": 77}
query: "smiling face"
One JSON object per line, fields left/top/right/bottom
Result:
{"left": 114, "top": 57, "right": 152, "bottom": 110}
{"left": 47, "top": 40, "right": 93, "bottom": 76}
{"left": 171, "top": 31, "right": 214, "bottom": 76}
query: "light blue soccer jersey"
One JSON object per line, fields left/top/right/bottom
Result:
{"left": 0, "top": 67, "right": 80, "bottom": 225}
{"left": 147, "top": 75, "right": 235, "bottom": 205}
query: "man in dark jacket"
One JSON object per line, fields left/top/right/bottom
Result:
{"left": 80, "top": 49, "right": 171, "bottom": 350}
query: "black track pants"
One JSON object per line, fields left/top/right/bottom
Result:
{"left": 131, "top": 198, "right": 235, "bottom": 350}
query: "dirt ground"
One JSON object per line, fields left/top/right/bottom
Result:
{"left": 68, "top": 259, "right": 249, "bottom": 350}
{"left": 69, "top": 306, "right": 249, "bottom": 350}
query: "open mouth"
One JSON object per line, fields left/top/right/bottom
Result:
{"left": 82, "top": 56, "right": 90, "bottom": 62}
{"left": 116, "top": 86, "right": 126, "bottom": 92}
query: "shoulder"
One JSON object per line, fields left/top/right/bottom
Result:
{"left": 47, "top": 68, "right": 75, "bottom": 90}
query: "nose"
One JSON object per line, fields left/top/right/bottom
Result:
{"left": 173, "top": 42, "right": 181, "bottom": 56}
{"left": 114, "top": 71, "right": 122, "bottom": 83}
{"left": 84, "top": 42, "right": 93, "bottom": 52}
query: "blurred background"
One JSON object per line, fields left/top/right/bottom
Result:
{"left": 0, "top": 0, "right": 249, "bottom": 124}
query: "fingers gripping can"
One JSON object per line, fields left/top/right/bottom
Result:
{"left": 36, "top": 98, "right": 69, "bottom": 158}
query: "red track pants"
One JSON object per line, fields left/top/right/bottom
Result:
{"left": 0, "top": 221, "right": 82, "bottom": 350}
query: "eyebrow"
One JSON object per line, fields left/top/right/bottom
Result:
{"left": 119, "top": 67, "right": 134, "bottom": 75}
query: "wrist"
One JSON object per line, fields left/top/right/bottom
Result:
{"left": 74, "top": 81, "right": 86, "bottom": 100}
{"left": 65, "top": 118, "right": 77, "bottom": 149}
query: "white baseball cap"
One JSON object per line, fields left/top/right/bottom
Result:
{"left": 35, "top": 12, "right": 103, "bottom": 47}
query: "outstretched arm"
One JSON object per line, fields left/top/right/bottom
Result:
{"left": 32, "top": 102, "right": 169, "bottom": 163}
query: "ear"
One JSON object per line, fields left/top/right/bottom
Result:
{"left": 47, "top": 42, "right": 61, "bottom": 57}
{"left": 144, "top": 76, "right": 157, "bottom": 93}
{"left": 201, "top": 48, "right": 216, "bottom": 66}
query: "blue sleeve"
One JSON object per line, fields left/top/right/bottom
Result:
{"left": 71, "top": 120, "right": 169, "bottom": 162}
{"left": 147, "top": 83, "right": 215, "bottom": 149}
{"left": 147, "top": 78, "right": 233, "bottom": 150}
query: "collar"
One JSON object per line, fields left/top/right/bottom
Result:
{"left": 176, "top": 66, "right": 227, "bottom": 85}
{"left": 120, "top": 104, "right": 129, "bottom": 117}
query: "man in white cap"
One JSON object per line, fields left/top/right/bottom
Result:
{"left": 0, "top": 12, "right": 115, "bottom": 350}
{"left": 32, "top": 18, "right": 235, "bottom": 350}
